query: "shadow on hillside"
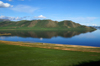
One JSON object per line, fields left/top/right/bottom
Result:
{"left": 73, "top": 60, "right": 100, "bottom": 66}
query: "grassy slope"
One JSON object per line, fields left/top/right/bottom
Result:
{"left": 0, "top": 20, "right": 96, "bottom": 30}
{"left": 0, "top": 41, "right": 100, "bottom": 66}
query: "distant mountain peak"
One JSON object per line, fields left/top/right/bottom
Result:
{"left": 0, "top": 19, "right": 10, "bottom": 22}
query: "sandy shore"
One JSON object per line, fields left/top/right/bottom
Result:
{"left": 0, "top": 40, "right": 100, "bottom": 53}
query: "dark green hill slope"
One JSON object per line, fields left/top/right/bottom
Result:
{"left": 0, "top": 20, "right": 96, "bottom": 30}
{"left": 58, "top": 20, "right": 81, "bottom": 28}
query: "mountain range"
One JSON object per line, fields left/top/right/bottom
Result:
{"left": 0, "top": 19, "right": 96, "bottom": 30}
{"left": 0, "top": 19, "right": 10, "bottom": 22}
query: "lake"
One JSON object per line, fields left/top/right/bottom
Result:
{"left": 0, "top": 29, "right": 100, "bottom": 47}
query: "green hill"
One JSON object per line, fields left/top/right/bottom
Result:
{"left": 0, "top": 20, "right": 96, "bottom": 30}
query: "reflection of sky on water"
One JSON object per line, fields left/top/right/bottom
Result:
{"left": 0, "top": 30, "right": 100, "bottom": 47}
{"left": 0, "top": 36, "right": 5, "bottom": 39}
{"left": 75, "top": 33, "right": 96, "bottom": 38}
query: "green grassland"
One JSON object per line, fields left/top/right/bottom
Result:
{"left": 0, "top": 41, "right": 100, "bottom": 66}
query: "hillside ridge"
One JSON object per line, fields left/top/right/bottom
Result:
{"left": 0, "top": 20, "right": 96, "bottom": 30}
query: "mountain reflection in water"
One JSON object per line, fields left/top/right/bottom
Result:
{"left": 1, "top": 30, "right": 100, "bottom": 47}
{"left": 0, "top": 30, "right": 94, "bottom": 38}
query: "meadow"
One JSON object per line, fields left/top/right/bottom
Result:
{"left": 0, "top": 41, "right": 100, "bottom": 66}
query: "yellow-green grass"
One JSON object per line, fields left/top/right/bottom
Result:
{"left": 0, "top": 41, "right": 100, "bottom": 53}
{"left": 0, "top": 41, "right": 100, "bottom": 66}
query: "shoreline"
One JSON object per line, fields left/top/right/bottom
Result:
{"left": 0, "top": 28, "right": 96, "bottom": 31}
{"left": 0, "top": 40, "right": 100, "bottom": 53}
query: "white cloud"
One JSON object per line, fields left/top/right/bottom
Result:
{"left": 0, "top": 1, "right": 13, "bottom": 8}
{"left": 0, "top": 15, "right": 28, "bottom": 20}
{"left": 11, "top": 5, "right": 38, "bottom": 13}
{"left": 34, "top": 15, "right": 46, "bottom": 18}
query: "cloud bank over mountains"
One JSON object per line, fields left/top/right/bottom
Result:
{"left": 0, "top": 15, "right": 46, "bottom": 21}
{"left": 0, "top": 15, "right": 27, "bottom": 20}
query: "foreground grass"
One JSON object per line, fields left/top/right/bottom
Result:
{"left": 0, "top": 41, "right": 100, "bottom": 66}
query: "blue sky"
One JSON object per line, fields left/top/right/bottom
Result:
{"left": 0, "top": 0, "right": 100, "bottom": 26}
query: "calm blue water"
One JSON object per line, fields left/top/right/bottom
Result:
{"left": 0, "top": 29, "right": 100, "bottom": 47}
